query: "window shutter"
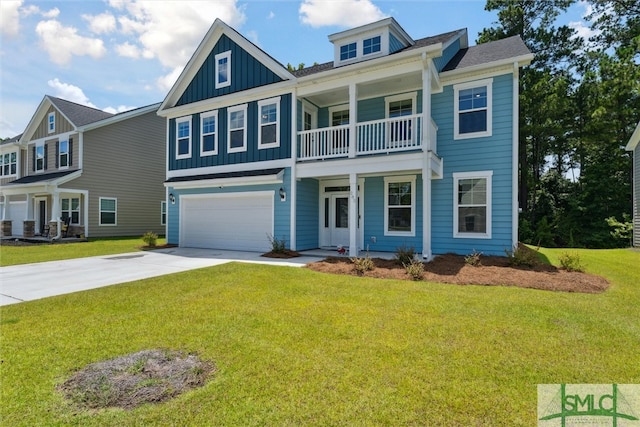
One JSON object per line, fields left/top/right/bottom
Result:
{"left": 69, "top": 137, "right": 73, "bottom": 166}
{"left": 44, "top": 144, "right": 48, "bottom": 170}
{"left": 55, "top": 141, "right": 59, "bottom": 168}
{"left": 32, "top": 146, "right": 36, "bottom": 171}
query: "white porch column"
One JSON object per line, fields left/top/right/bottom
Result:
{"left": 25, "top": 193, "right": 34, "bottom": 220}
{"left": 348, "top": 83, "right": 357, "bottom": 158}
{"left": 290, "top": 89, "right": 298, "bottom": 250}
{"left": 1, "top": 195, "right": 7, "bottom": 220}
{"left": 349, "top": 172, "right": 358, "bottom": 257}
{"left": 51, "top": 190, "right": 61, "bottom": 221}
{"left": 422, "top": 62, "right": 433, "bottom": 260}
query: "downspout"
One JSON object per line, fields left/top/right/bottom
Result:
{"left": 421, "top": 52, "right": 433, "bottom": 260}
{"left": 290, "top": 88, "right": 297, "bottom": 251}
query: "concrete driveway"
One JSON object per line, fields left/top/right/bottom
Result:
{"left": 0, "top": 247, "right": 318, "bottom": 306}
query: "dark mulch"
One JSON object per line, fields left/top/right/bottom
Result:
{"left": 261, "top": 249, "right": 301, "bottom": 258}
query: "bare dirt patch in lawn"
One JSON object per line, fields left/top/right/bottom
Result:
{"left": 58, "top": 349, "right": 215, "bottom": 410}
{"left": 305, "top": 251, "right": 609, "bottom": 294}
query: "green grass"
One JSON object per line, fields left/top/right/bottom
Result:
{"left": 0, "top": 236, "right": 166, "bottom": 266}
{"left": 1, "top": 248, "right": 638, "bottom": 426}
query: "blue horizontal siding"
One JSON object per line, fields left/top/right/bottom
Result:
{"left": 295, "top": 178, "right": 319, "bottom": 250}
{"left": 177, "top": 34, "right": 283, "bottom": 106}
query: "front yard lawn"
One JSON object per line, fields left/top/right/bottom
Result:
{"left": 0, "top": 248, "right": 638, "bottom": 425}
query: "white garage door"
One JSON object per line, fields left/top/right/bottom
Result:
{"left": 5, "top": 201, "right": 26, "bottom": 237}
{"left": 180, "top": 192, "right": 274, "bottom": 251}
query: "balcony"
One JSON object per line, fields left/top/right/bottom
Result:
{"left": 298, "top": 114, "right": 438, "bottom": 162}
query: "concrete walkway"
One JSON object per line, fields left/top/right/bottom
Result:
{"left": 0, "top": 247, "right": 320, "bottom": 307}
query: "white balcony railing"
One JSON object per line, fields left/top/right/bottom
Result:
{"left": 298, "top": 114, "right": 436, "bottom": 161}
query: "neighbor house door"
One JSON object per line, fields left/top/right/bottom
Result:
{"left": 35, "top": 198, "right": 47, "bottom": 235}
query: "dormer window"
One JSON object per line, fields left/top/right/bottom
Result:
{"left": 363, "top": 36, "right": 381, "bottom": 55}
{"left": 340, "top": 42, "right": 357, "bottom": 61}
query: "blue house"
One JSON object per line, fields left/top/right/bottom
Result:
{"left": 158, "top": 18, "right": 533, "bottom": 258}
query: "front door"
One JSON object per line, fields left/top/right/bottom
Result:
{"left": 36, "top": 199, "right": 47, "bottom": 235}
{"left": 330, "top": 194, "right": 350, "bottom": 247}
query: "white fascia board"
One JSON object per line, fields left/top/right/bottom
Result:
{"left": 77, "top": 103, "right": 161, "bottom": 131}
{"left": 158, "top": 81, "right": 296, "bottom": 119}
{"left": 626, "top": 121, "right": 640, "bottom": 151}
{"left": 166, "top": 158, "right": 292, "bottom": 180}
{"left": 19, "top": 97, "right": 54, "bottom": 144}
{"left": 296, "top": 153, "right": 423, "bottom": 179}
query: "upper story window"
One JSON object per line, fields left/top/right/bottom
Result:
{"left": 48, "top": 112, "right": 55, "bottom": 133}
{"left": 384, "top": 175, "right": 416, "bottom": 236}
{"left": 453, "top": 171, "right": 492, "bottom": 238}
{"left": 454, "top": 78, "right": 493, "bottom": 140}
{"left": 34, "top": 142, "right": 47, "bottom": 172}
{"left": 1, "top": 152, "right": 17, "bottom": 177}
{"left": 340, "top": 42, "right": 357, "bottom": 61}
{"left": 200, "top": 110, "right": 218, "bottom": 156}
{"left": 258, "top": 97, "right": 280, "bottom": 149}
{"left": 363, "top": 36, "right": 381, "bottom": 55}
{"left": 228, "top": 104, "right": 247, "bottom": 153}
{"left": 176, "top": 116, "right": 192, "bottom": 159}
{"left": 215, "top": 51, "right": 231, "bottom": 89}
{"left": 386, "top": 92, "right": 416, "bottom": 145}
{"left": 58, "top": 139, "right": 69, "bottom": 168}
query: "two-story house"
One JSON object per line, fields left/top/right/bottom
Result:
{"left": 0, "top": 96, "right": 166, "bottom": 239}
{"left": 159, "top": 18, "right": 533, "bottom": 258}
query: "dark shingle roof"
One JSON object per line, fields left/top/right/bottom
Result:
{"left": 47, "top": 96, "right": 113, "bottom": 127}
{"left": 442, "top": 35, "right": 531, "bottom": 72}
{"left": 1, "top": 134, "right": 22, "bottom": 145}
{"left": 4, "top": 170, "right": 78, "bottom": 185}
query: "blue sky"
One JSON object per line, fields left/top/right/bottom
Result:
{"left": 0, "top": 0, "right": 593, "bottom": 138}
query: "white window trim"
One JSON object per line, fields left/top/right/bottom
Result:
{"left": 453, "top": 171, "right": 493, "bottom": 239}
{"left": 385, "top": 92, "right": 417, "bottom": 117}
{"left": 160, "top": 201, "right": 167, "bottom": 225}
{"left": 384, "top": 175, "right": 416, "bottom": 237}
{"left": 227, "top": 104, "right": 247, "bottom": 153}
{"left": 35, "top": 142, "right": 45, "bottom": 173}
{"left": 58, "top": 139, "right": 70, "bottom": 170}
{"left": 175, "top": 116, "right": 192, "bottom": 160}
{"left": 61, "top": 197, "right": 80, "bottom": 225}
{"left": 200, "top": 110, "right": 218, "bottom": 156}
{"left": 99, "top": 197, "right": 117, "bottom": 226}
{"left": 453, "top": 78, "right": 493, "bottom": 140}
{"left": 302, "top": 100, "right": 318, "bottom": 130}
{"left": 362, "top": 34, "right": 383, "bottom": 57}
{"left": 257, "top": 97, "right": 280, "bottom": 149}
{"left": 48, "top": 112, "right": 55, "bottom": 134}
{"left": 1, "top": 151, "right": 17, "bottom": 177}
{"left": 339, "top": 41, "right": 357, "bottom": 62}
{"left": 215, "top": 50, "right": 231, "bottom": 89}
{"left": 329, "top": 104, "right": 350, "bottom": 125}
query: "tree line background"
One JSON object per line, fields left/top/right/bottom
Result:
{"left": 479, "top": 0, "right": 639, "bottom": 248}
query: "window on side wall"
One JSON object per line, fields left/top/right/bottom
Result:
{"left": 161, "top": 201, "right": 167, "bottom": 225}
{"left": 176, "top": 116, "right": 191, "bottom": 159}
{"left": 61, "top": 197, "right": 80, "bottom": 225}
{"left": 48, "top": 112, "right": 55, "bottom": 133}
{"left": 200, "top": 110, "right": 218, "bottom": 156}
{"left": 99, "top": 197, "right": 117, "bottom": 226}
{"left": 340, "top": 42, "right": 357, "bottom": 61}
{"left": 228, "top": 104, "right": 247, "bottom": 153}
{"left": 258, "top": 97, "right": 280, "bottom": 149}
{"left": 384, "top": 176, "right": 416, "bottom": 236}
{"left": 215, "top": 51, "right": 231, "bottom": 89}
{"left": 453, "top": 171, "right": 492, "bottom": 238}
{"left": 454, "top": 79, "right": 493, "bottom": 140}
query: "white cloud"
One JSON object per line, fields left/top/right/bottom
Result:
{"left": 115, "top": 41, "right": 141, "bottom": 59}
{"left": 47, "top": 78, "right": 98, "bottom": 108}
{"left": 83, "top": 12, "right": 116, "bottom": 34}
{"left": 267, "top": 11, "right": 275, "bottom": 19}
{"left": 0, "top": 0, "right": 22, "bottom": 37}
{"left": 103, "top": 105, "right": 137, "bottom": 114}
{"left": 299, "top": 0, "right": 387, "bottom": 28}
{"left": 156, "top": 66, "right": 184, "bottom": 92}
{"left": 36, "top": 20, "right": 107, "bottom": 65}
{"left": 41, "top": 7, "right": 60, "bottom": 19}
{"left": 20, "top": 4, "right": 59, "bottom": 18}
{"left": 108, "top": 0, "right": 246, "bottom": 69}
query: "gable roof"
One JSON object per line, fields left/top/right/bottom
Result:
{"left": 442, "top": 35, "right": 533, "bottom": 72}
{"left": 627, "top": 121, "right": 640, "bottom": 151}
{"left": 158, "top": 19, "right": 296, "bottom": 115}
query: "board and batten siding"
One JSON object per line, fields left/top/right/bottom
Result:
{"left": 32, "top": 105, "right": 74, "bottom": 140}
{"left": 295, "top": 178, "right": 320, "bottom": 250}
{"left": 430, "top": 73, "right": 515, "bottom": 256}
{"left": 176, "top": 34, "right": 284, "bottom": 106}
{"left": 64, "top": 110, "right": 166, "bottom": 237}
{"left": 634, "top": 144, "right": 640, "bottom": 247}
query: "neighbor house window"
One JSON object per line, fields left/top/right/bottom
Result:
{"left": 1, "top": 152, "right": 17, "bottom": 176}
{"left": 35, "top": 143, "right": 46, "bottom": 172}
{"left": 384, "top": 175, "right": 416, "bottom": 236}
{"left": 228, "top": 104, "right": 247, "bottom": 153}
{"left": 200, "top": 110, "right": 218, "bottom": 156}
{"left": 176, "top": 116, "right": 191, "bottom": 159}
{"left": 215, "top": 51, "right": 231, "bottom": 89}
{"left": 161, "top": 201, "right": 167, "bottom": 225}
{"left": 363, "top": 35, "right": 381, "bottom": 55}
{"left": 258, "top": 97, "right": 280, "bottom": 149}
{"left": 58, "top": 139, "right": 69, "bottom": 168}
{"left": 48, "top": 112, "right": 55, "bottom": 133}
{"left": 99, "top": 197, "right": 117, "bottom": 226}
{"left": 454, "top": 78, "right": 493, "bottom": 139}
{"left": 340, "top": 42, "right": 357, "bottom": 61}
{"left": 61, "top": 197, "right": 80, "bottom": 225}
{"left": 453, "top": 171, "right": 492, "bottom": 238}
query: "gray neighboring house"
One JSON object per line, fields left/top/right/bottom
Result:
{"left": 0, "top": 95, "right": 166, "bottom": 239}
{"left": 627, "top": 121, "right": 640, "bottom": 247}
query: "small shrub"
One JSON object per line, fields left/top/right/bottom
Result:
{"left": 142, "top": 231, "right": 158, "bottom": 247}
{"left": 266, "top": 234, "right": 287, "bottom": 253}
{"left": 351, "top": 254, "right": 374, "bottom": 275}
{"left": 464, "top": 249, "right": 482, "bottom": 267}
{"left": 505, "top": 245, "right": 539, "bottom": 267}
{"left": 558, "top": 251, "right": 584, "bottom": 272}
{"left": 395, "top": 245, "right": 415, "bottom": 266}
{"left": 404, "top": 259, "right": 424, "bottom": 281}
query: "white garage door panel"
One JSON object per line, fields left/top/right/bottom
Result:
{"left": 181, "top": 193, "right": 273, "bottom": 251}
